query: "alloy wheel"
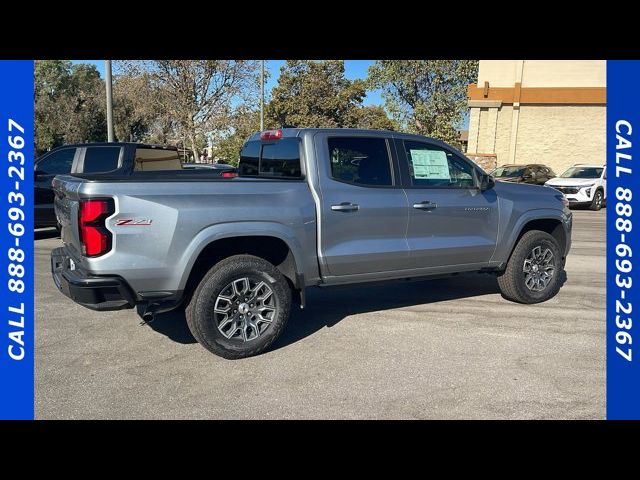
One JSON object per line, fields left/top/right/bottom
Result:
{"left": 523, "top": 245, "right": 555, "bottom": 292}
{"left": 213, "top": 277, "right": 276, "bottom": 341}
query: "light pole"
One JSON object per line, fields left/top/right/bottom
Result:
{"left": 260, "top": 60, "right": 265, "bottom": 131}
{"left": 105, "top": 60, "right": 114, "bottom": 142}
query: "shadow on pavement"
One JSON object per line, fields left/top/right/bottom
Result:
{"left": 141, "top": 307, "right": 197, "bottom": 344}
{"left": 145, "top": 273, "right": 507, "bottom": 348}
{"left": 268, "top": 273, "right": 502, "bottom": 352}
{"left": 35, "top": 228, "right": 59, "bottom": 240}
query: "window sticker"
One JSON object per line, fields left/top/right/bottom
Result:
{"left": 409, "top": 149, "right": 450, "bottom": 180}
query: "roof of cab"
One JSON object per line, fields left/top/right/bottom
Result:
{"left": 245, "top": 128, "right": 452, "bottom": 145}
{"left": 47, "top": 142, "right": 178, "bottom": 151}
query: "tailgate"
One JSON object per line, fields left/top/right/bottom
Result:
{"left": 52, "top": 175, "right": 84, "bottom": 255}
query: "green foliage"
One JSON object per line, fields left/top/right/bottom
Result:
{"left": 210, "top": 106, "right": 261, "bottom": 166}
{"left": 35, "top": 60, "right": 107, "bottom": 155}
{"left": 347, "top": 105, "right": 398, "bottom": 131}
{"left": 367, "top": 60, "right": 478, "bottom": 148}
{"left": 268, "top": 60, "right": 371, "bottom": 129}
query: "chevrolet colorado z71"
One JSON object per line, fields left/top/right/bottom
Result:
{"left": 51, "top": 129, "right": 572, "bottom": 359}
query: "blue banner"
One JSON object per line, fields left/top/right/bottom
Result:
{"left": 0, "top": 60, "right": 34, "bottom": 420}
{"left": 607, "top": 60, "right": 640, "bottom": 419}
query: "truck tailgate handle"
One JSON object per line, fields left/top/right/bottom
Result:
{"left": 413, "top": 201, "right": 437, "bottom": 210}
{"left": 331, "top": 202, "right": 359, "bottom": 212}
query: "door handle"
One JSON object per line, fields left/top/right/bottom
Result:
{"left": 331, "top": 202, "right": 359, "bottom": 212}
{"left": 413, "top": 201, "right": 437, "bottom": 210}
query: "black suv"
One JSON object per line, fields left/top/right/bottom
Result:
{"left": 491, "top": 164, "right": 556, "bottom": 185}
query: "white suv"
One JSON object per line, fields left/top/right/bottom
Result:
{"left": 545, "top": 164, "right": 606, "bottom": 211}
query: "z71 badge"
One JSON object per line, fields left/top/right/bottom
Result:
{"left": 115, "top": 218, "right": 153, "bottom": 226}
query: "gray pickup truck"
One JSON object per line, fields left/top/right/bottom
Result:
{"left": 51, "top": 128, "right": 572, "bottom": 359}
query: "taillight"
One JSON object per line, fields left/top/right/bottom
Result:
{"left": 221, "top": 171, "right": 237, "bottom": 178}
{"left": 260, "top": 129, "right": 282, "bottom": 141}
{"left": 79, "top": 199, "right": 114, "bottom": 257}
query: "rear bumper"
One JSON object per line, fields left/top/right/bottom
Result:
{"left": 51, "top": 247, "right": 136, "bottom": 311}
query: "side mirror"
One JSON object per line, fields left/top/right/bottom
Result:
{"left": 479, "top": 173, "right": 495, "bottom": 192}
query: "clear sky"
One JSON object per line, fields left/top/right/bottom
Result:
{"left": 71, "top": 60, "right": 384, "bottom": 105}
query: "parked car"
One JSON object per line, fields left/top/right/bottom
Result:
{"left": 181, "top": 162, "right": 237, "bottom": 177}
{"left": 35, "top": 143, "right": 181, "bottom": 229}
{"left": 544, "top": 164, "right": 606, "bottom": 210}
{"left": 491, "top": 164, "right": 556, "bottom": 185}
{"left": 51, "top": 128, "right": 572, "bottom": 359}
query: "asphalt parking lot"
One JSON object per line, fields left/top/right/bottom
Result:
{"left": 35, "top": 209, "right": 605, "bottom": 419}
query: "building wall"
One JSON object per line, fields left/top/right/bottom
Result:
{"left": 478, "top": 60, "right": 606, "bottom": 88}
{"left": 515, "top": 105, "right": 605, "bottom": 174}
{"left": 494, "top": 105, "right": 513, "bottom": 165}
{"left": 467, "top": 60, "right": 606, "bottom": 174}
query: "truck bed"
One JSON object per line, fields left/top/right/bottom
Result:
{"left": 52, "top": 173, "right": 320, "bottom": 303}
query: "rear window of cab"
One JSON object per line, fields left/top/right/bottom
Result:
{"left": 238, "top": 138, "right": 302, "bottom": 178}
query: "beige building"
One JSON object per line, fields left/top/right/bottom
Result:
{"left": 466, "top": 60, "right": 606, "bottom": 174}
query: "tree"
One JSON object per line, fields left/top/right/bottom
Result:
{"left": 267, "top": 60, "right": 367, "bottom": 128}
{"left": 35, "top": 60, "right": 106, "bottom": 155}
{"left": 348, "top": 105, "right": 397, "bottom": 131}
{"left": 210, "top": 106, "right": 260, "bottom": 165}
{"left": 367, "top": 60, "right": 478, "bottom": 148}
{"left": 112, "top": 71, "right": 165, "bottom": 142}
{"left": 117, "top": 60, "right": 260, "bottom": 161}
{"left": 35, "top": 60, "right": 72, "bottom": 99}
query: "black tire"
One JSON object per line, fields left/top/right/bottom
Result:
{"left": 590, "top": 189, "right": 604, "bottom": 211}
{"left": 185, "top": 254, "right": 291, "bottom": 359}
{"left": 497, "top": 230, "right": 563, "bottom": 304}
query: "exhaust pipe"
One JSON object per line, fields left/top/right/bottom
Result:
{"left": 138, "top": 297, "right": 183, "bottom": 326}
{"left": 139, "top": 303, "right": 157, "bottom": 326}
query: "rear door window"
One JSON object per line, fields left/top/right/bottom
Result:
{"left": 82, "top": 146, "right": 121, "bottom": 173}
{"left": 328, "top": 137, "right": 393, "bottom": 186}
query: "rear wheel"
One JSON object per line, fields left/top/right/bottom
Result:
{"left": 185, "top": 254, "right": 291, "bottom": 359}
{"left": 497, "top": 230, "right": 563, "bottom": 304}
{"left": 590, "top": 189, "right": 604, "bottom": 211}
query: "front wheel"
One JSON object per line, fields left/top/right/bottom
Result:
{"left": 497, "top": 230, "right": 563, "bottom": 304}
{"left": 590, "top": 189, "right": 604, "bottom": 211}
{"left": 185, "top": 255, "right": 292, "bottom": 359}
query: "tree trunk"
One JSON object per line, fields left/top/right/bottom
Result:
{"left": 189, "top": 133, "right": 199, "bottom": 163}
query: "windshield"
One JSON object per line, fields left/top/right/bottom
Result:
{"left": 561, "top": 167, "right": 603, "bottom": 179}
{"left": 492, "top": 166, "right": 525, "bottom": 178}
